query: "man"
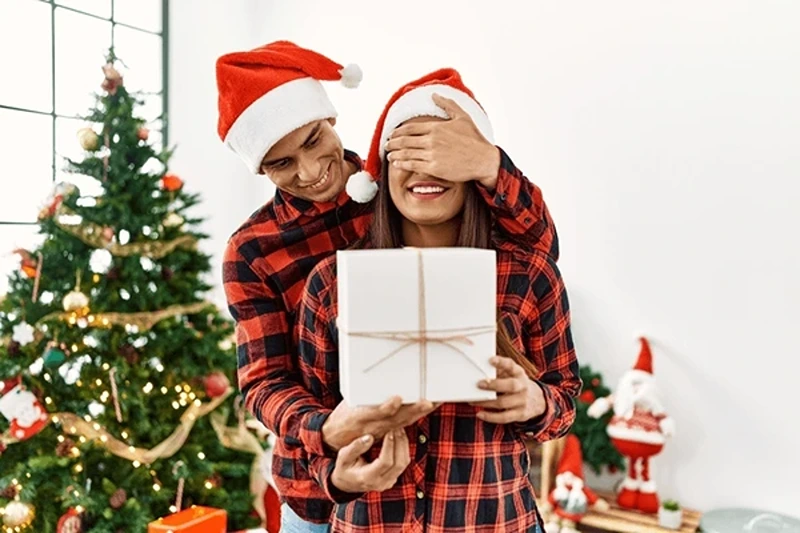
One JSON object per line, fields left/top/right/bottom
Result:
{"left": 218, "top": 41, "right": 559, "bottom": 531}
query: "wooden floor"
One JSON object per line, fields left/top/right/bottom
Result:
{"left": 577, "top": 492, "right": 702, "bottom": 533}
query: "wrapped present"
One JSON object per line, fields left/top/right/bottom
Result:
{"left": 337, "top": 247, "right": 497, "bottom": 406}
{"left": 148, "top": 506, "right": 226, "bottom": 532}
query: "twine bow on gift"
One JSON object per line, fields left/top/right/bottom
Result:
{"left": 345, "top": 249, "right": 495, "bottom": 400}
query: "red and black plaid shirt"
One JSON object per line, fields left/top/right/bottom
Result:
{"left": 296, "top": 244, "right": 580, "bottom": 532}
{"left": 223, "top": 148, "right": 559, "bottom": 523}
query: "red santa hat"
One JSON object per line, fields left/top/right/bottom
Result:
{"left": 634, "top": 337, "right": 654, "bottom": 374}
{"left": 216, "top": 40, "right": 362, "bottom": 174}
{"left": 346, "top": 68, "right": 495, "bottom": 203}
{"left": 0, "top": 377, "right": 21, "bottom": 394}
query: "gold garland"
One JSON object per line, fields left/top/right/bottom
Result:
{"left": 36, "top": 301, "right": 212, "bottom": 331}
{"left": 52, "top": 387, "right": 233, "bottom": 464}
{"left": 54, "top": 205, "right": 196, "bottom": 259}
{"left": 209, "top": 405, "right": 267, "bottom": 524}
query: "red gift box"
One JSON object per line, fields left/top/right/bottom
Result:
{"left": 148, "top": 506, "right": 226, "bottom": 532}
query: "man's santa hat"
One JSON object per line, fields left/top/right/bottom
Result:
{"left": 346, "top": 68, "right": 495, "bottom": 203}
{"left": 216, "top": 40, "right": 362, "bottom": 173}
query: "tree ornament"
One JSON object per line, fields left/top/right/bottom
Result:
{"left": 161, "top": 173, "right": 183, "bottom": 192}
{"left": 0, "top": 377, "right": 49, "bottom": 441}
{"left": 6, "top": 341, "right": 21, "bottom": 357}
{"left": 0, "top": 483, "right": 19, "bottom": 500}
{"left": 162, "top": 211, "right": 184, "bottom": 228}
{"left": 119, "top": 343, "right": 139, "bottom": 365}
{"left": 63, "top": 271, "right": 90, "bottom": 317}
{"left": 77, "top": 128, "right": 100, "bottom": 151}
{"left": 12, "top": 322, "right": 35, "bottom": 346}
{"left": 137, "top": 126, "right": 150, "bottom": 141}
{"left": 101, "top": 63, "right": 123, "bottom": 94}
{"left": 57, "top": 507, "right": 84, "bottom": 533}
{"left": 56, "top": 437, "right": 76, "bottom": 458}
{"left": 13, "top": 249, "right": 38, "bottom": 278}
{"left": 2, "top": 501, "right": 35, "bottom": 528}
{"left": 203, "top": 371, "right": 230, "bottom": 398}
{"left": 109, "top": 488, "right": 127, "bottom": 509}
{"left": 89, "top": 249, "right": 113, "bottom": 274}
{"left": 44, "top": 343, "right": 68, "bottom": 368}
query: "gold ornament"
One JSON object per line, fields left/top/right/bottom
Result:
{"left": 39, "top": 301, "right": 211, "bottom": 332}
{"left": 77, "top": 128, "right": 99, "bottom": 151}
{"left": 163, "top": 212, "right": 185, "bottom": 228}
{"left": 2, "top": 501, "right": 35, "bottom": 528}
{"left": 63, "top": 271, "right": 90, "bottom": 317}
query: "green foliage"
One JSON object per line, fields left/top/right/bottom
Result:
{"left": 662, "top": 499, "right": 681, "bottom": 511}
{"left": 0, "top": 49, "right": 263, "bottom": 532}
{"left": 570, "top": 365, "right": 626, "bottom": 475}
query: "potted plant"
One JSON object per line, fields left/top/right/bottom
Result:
{"left": 659, "top": 500, "right": 683, "bottom": 530}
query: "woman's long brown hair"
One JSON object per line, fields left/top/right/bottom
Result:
{"left": 366, "top": 159, "right": 538, "bottom": 379}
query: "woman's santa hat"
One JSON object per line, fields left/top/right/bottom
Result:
{"left": 216, "top": 40, "right": 362, "bottom": 173}
{"left": 346, "top": 68, "right": 495, "bottom": 203}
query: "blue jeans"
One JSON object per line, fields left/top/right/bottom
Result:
{"left": 280, "top": 503, "right": 330, "bottom": 533}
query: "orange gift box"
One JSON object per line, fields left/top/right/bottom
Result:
{"left": 148, "top": 506, "right": 226, "bottom": 532}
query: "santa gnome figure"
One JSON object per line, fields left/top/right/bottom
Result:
{"left": 545, "top": 434, "right": 609, "bottom": 533}
{"left": 0, "top": 377, "right": 49, "bottom": 441}
{"left": 587, "top": 337, "right": 675, "bottom": 514}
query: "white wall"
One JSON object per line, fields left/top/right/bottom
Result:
{"left": 169, "top": 1, "right": 800, "bottom": 514}
{"left": 168, "top": 0, "right": 276, "bottom": 312}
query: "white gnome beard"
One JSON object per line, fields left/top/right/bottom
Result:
{"left": 614, "top": 372, "right": 662, "bottom": 418}
{"left": 15, "top": 403, "right": 43, "bottom": 427}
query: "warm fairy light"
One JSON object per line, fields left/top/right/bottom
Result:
{"left": 204, "top": 481, "right": 213, "bottom": 490}
{"left": 161, "top": 387, "right": 168, "bottom": 394}
{"left": 45, "top": 397, "right": 53, "bottom": 405}
{"left": 70, "top": 426, "right": 77, "bottom": 433}
{"left": 193, "top": 400, "right": 201, "bottom": 407}
{"left": 69, "top": 316, "right": 76, "bottom": 325}
{"left": 129, "top": 446, "right": 136, "bottom": 453}
{"left": 121, "top": 431, "right": 129, "bottom": 439}
{"left": 101, "top": 391, "right": 110, "bottom": 402}
{"left": 44, "top": 374, "right": 52, "bottom": 382}
{"left": 25, "top": 474, "right": 30, "bottom": 479}
{"left": 102, "top": 363, "right": 110, "bottom": 370}
{"left": 189, "top": 392, "right": 196, "bottom": 400}
{"left": 133, "top": 461, "right": 141, "bottom": 468}
{"left": 156, "top": 363, "right": 164, "bottom": 372}
{"left": 52, "top": 415, "right": 60, "bottom": 424}
{"left": 74, "top": 464, "right": 83, "bottom": 473}
{"left": 73, "top": 490, "right": 79, "bottom": 497}
{"left": 179, "top": 399, "right": 187, "bottom": 407}
{"left": 88, "top": 315, "right": 95, "bottom": 323}
{"left": 169, "top": 505, "right": 177, "bottom": 513}
{"left": 11, "top": 479, "right": 17, "bottom": 486}
{"left": 95, "top": 379, "right": 102, "bottom": 386}
{"left": 75, "top": 505, "right": 84, "bottom": 513}
{"left": 79, "top": 436, "right": 86, "bottom": 443}
{"left": 143, "top": 382, "right": 154, "bottom": 394}
{"left": 174, "top": 385, "right": 182, "bottom": 393}
{"left": 153, "top": 483, "right": 161, "bottom": 492}
{"left": 100, "top": 435, "right": 108, "bottom": 443}
{"left": 102, "top": 318, "right": 109, "bottom": 325}
{"left": 71, "top": 344, "right": 79, "bottom": 352}
{"left": 83, "top": 415, "right": 92, "bottom": 422}
{"left": 57, "top": 435, "right": 65, "bottom": 443}
{"left": 75, "top": 380, "right": 82, "bottom": 387}
{"left": 92, "top": 423, "right": 101, "bottom": 431}
{"left": 93, "top": 274, "right": 100, "bottom": 283}
{"left": 183, "top": 385, "right": 191, "bottom": 393}
{"left": 197, "top": 452, "right": 206, "bottom": 460}
{"left": 172, "top": 401, "right": 180, "bottom": 410}
{"left": 71, "top": 447, "right": 80, "bottom": 457}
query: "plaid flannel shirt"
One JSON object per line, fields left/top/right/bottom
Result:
{"left": 296, "top": 244, "right": 581, "bottom": 532}
{"left": 223, "top": 148, "right": 559, "bottom": 523}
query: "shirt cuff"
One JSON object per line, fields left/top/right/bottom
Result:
{"left": 299, "top": 409, "right": 333, "bottom": 457}
{"left": 516, "top": 380, "right": 560, "bottom": 438}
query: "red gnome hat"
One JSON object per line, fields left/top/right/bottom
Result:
{"left": 633, "top": 337, "right": 654, "bottom": 374}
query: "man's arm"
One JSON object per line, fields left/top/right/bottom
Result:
{"left": 222, "top": 240, "right": 330, "bottom": 456}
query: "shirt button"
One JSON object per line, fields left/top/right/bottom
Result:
{"left": 418, "top": 434, "right": 427, "bottom": 444}
{"left": 524, "top": 217, "right": 532, "bottom": 224}
{"left": 416, "top": 489, "right": 425, "bottom": 500}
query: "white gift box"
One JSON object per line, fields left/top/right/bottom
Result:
{"left": 337, "top": 248, "right": 497, "bottom": 406}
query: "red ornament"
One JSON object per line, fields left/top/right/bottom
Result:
{"left": 57, "top": 507, "right": 84, "bottom": 533}
{"left": 137, "top": 127, "right": 150, "bottom": 141}
{"left": 203, "top": 372, "right": 230, "bottom": 398}
{"left": 578, "top": 390, "right": 596, "bottom": 404}
{"left": 591, "top": 378, "right": 600, "bottom": 387}
{"left": 161, "top": 174, "right": 184, "bottom": 192}
{"left": 101, "top": 63, "right": 123, "bottom": 95}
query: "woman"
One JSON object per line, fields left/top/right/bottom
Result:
{"left": 297, "top": 69, "right": 581, "bottom": 532}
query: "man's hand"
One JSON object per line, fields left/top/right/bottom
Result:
{"left": 322, "top": 396, "right": 439, "bottom": 451}
{"left": 470, "top": 356, "right": 546, "bottom": 424}
{"left": 384, "top": 94, "right": 501, "bottom": 189}
{"left": 330, "top": 430, "right": 410, "bottom": 493}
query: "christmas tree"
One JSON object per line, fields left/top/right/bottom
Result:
{"left": 571, "top": 365, "right": 625, "bottom": 475}
{"left": 0, "top": 50, "right": 265, "bottom": 532}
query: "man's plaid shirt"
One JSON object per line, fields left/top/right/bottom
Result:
{"left": 223, "top": 148, "right": 560, "bottom": 522}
